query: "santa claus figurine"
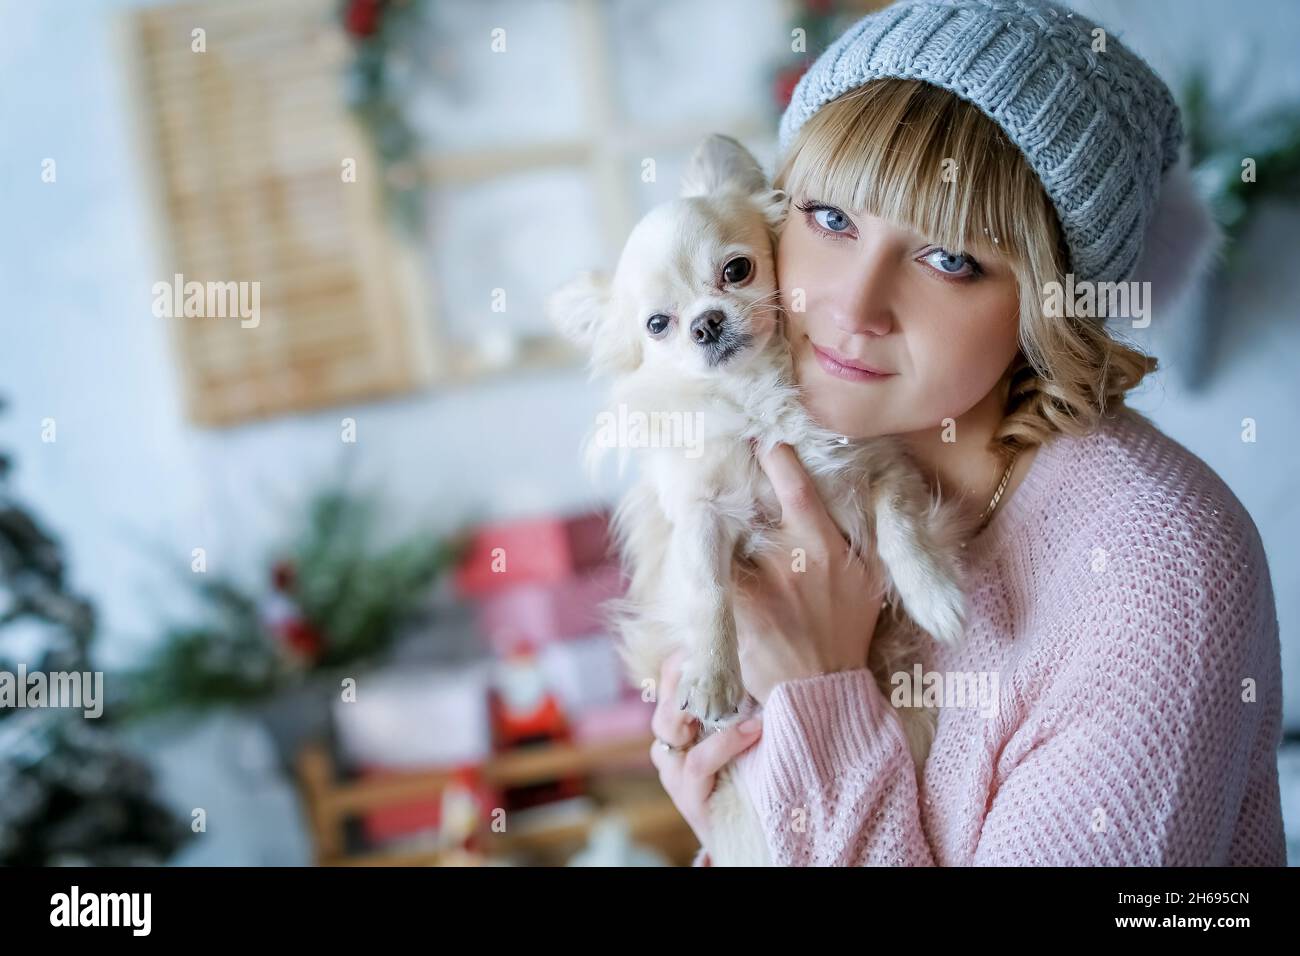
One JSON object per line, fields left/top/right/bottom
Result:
{"left": 487, "top": 639, "right": 583, "bottom": 810}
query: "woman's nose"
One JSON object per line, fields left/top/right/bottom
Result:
{"left": 828, "top": 253, "right": 896, "bottom": 336}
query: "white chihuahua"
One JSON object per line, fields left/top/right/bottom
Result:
{"left": 547, "top": 135, "right": 972, "bottom": 865}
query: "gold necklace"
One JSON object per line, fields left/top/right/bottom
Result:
{"left": 951, "top": 444, "right": 1019, "bottom": 556}
{"left": 971, "top": 447, "right": 1020, "bottom": 537}
{"left": 885, "top": 449, "right": 1022, "bottom": 613}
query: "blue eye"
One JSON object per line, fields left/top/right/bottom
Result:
{"left": 813, "top": 207, "right": 850, "bottom": 232}
{"left": 795, "top": 201, "right": 854, "bottom": 236}
{"left": 923, "top": 248, "right": 981, "bottom": 278}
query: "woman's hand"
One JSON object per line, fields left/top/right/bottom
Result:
{"left": 649, "top": 647, "right": 763, "bottom": 850}
{"left": 733, "top": 442, "right": 887, "bottom": 705}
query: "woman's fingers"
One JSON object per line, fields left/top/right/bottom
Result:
{"left": 651, "top": 648, "right": 696, "bottom": 749}
{"left": 683, "top": 718, "right": 763, "bottom": 779}
{"left": 756, "top": 442, "right": 840, "bottom": 548}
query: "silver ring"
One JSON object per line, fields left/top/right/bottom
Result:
{"left": 655, "top": 736, "right": 688, "bottom": 754}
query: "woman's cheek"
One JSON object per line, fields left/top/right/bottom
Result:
{"left": 906, "top": 327, "right": 978, "bottom": 420}
{"left": 775, "top": 226, "right": 826, "bottom": 320}
{"left": 781, "top": 285, "right": 821, "bottom": 346}
{"left": 937, "top": 329, "right": 1010, "bottom": 418}
{"left": 777, "top": 258, "right": 807, "bottom": 323}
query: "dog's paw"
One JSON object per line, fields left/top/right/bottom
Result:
{"left": 908, "top": 580, "right": 966, "bottom": 646}
{"left": 677, "top": 658, "right": 746, "bottom": 728}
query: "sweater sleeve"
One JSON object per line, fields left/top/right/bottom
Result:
{"left": 737, "top": 668, "right": 939, "bottom": 865}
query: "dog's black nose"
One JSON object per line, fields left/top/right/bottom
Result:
{"left": 690, "top": 309, "right": 726, "bottom": 345}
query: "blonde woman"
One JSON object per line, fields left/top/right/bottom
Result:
{"left": 649, "top": 0, "right": 1287, "bottom": 866}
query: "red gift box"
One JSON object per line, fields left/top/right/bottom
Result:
{"left": 454, "top": 510, "right": 614, "bottom": 600}
{"left": 359, "top": 766, "right": 443, "bottom": 844}
{"left": 359, "top": 763, "right": 499, "bottom": 848}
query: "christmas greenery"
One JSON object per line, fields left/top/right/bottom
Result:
{"left": 1181, "top": 66, "right": 1300, "bottom": 268}
{"left": 0, "top": 399, "right": 190, "bottom": 865}
{"left": 120, "top": 488, "right": 466, "bottom": 718}
{"left": 339, "top": 0, "right": 430, "bottom": 237}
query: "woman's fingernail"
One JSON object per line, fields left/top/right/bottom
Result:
{"left": 739, "top": 717, "right": 762, "bottom": 734}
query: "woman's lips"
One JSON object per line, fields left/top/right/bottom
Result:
{"left": 809, "top": 340, "right": 895, "bottom": 382}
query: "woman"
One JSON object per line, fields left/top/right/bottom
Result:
{"left": 650, "top": 0, "right": 1287, "bottom": 866}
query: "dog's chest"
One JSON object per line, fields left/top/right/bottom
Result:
{"left": 646, "top": 440, "right": 767, "bottom": 526}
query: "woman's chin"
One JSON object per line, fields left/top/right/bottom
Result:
{"left": 800, "top": 392, "right": 889, "bottom": 439}
{"left": 795, "top": 359, "right": 894, "bottom": 437}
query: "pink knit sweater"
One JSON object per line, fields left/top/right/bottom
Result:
{"left": 694, "top": 406, "right": 1286, "bottom": 866}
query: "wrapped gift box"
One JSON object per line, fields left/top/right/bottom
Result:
{"left": 357, "top": 763, "right": 500, "bottom": 848}
{"left": 475, "top": 561, "right": 627, "bottom": 655}
{"left": 570, "top": 696, "right": 655, "bottom": 773}
{"left": 453, "top": 509, "right": 614, "bottom": 600}
{"left": 331, "top": 662, "right": 494, "bottom": 770}
{"left": 330, "top": 662, "right": 497, "bottom": 847}
{"left": 536, "top": 632, "right": 633, "bottom": 715}
{"left": 357, "top": 766, "right": 444, "bottom": 844}
{"left": 570, "top": 694, "right": 653, "bottom": 743}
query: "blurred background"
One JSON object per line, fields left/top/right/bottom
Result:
{"left": 0, "top": 0, "right": 1296, "bottom": 866}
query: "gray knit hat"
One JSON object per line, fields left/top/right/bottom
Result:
{"left": 778, "top": 0, "right": 1186, "bottom": 288}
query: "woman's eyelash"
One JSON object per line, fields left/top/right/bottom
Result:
{"left": 925, "top": 248, "right": 982, "bottom": 278}
{"left": 794, "top": 200, "right": 842, "bottom": 217}
{"left": 796, "top": 200, "right": 985, "bottom": 280}
{"left": 794, "top": 201, "right": 854, "bottom": 239}
{"left": 922, "top": 248, "right": 985, "bottom": 280}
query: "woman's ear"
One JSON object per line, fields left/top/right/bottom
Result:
{"left": 680, "top": 134, "right": 768, "bottom": 198}
{"left": 546, "top": 270, "right": 610, "bottom": 349}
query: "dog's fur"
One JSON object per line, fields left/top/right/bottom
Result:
{"left": 547, "top": 135, "right": 973, "bottom": 865}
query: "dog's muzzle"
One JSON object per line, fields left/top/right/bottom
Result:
{"left": 690, "top": 309, "right": 750, "bottom": 367}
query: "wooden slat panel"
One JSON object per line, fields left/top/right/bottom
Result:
{"left": 127, "top": 0, "right": 430, "bottom": 426}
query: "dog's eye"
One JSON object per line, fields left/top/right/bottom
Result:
{"left": 722, "top": 256, "right": 752, "bottom": 285}
{"left": 646, "top": 313, "right": 672, "bottom": 337}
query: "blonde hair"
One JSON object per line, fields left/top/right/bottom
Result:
{"left": 773, "top": 78, "right": 1157, "bottom": 458}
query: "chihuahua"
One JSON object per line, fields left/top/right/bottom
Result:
{"left": 547, "top": 134, "right": 972, "bottom": 865}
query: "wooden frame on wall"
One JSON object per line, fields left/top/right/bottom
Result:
{"left": 120, "top": 0, "right": 777, "bottom": 427}
{"left": 121, "top": 0, "right": 437, "bottom": 427}
{"left": 404, "top": 0, "right": 774, "bottom": 385}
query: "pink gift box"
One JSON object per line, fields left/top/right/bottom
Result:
{"left": 536, "top": 633, "right": 630, "bottom": 714}
{"left": 571, "top": 694, "right": 653, "bottom": 742}
{"left": 571, "top": 696, "right": 655, "bottom": 773}
{"left": 476, "top": 561, "right": 627, "bottom": 655}
{"left": 454, "top": 510, "right": 614, "bottom": 600}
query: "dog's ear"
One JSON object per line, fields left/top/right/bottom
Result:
{"left": 546, "top": 270, "right": 610, "bottom": 348}
{"left": 680, "top": 134, "right": 768, "bottom": 198}
{"left": 755, "top": 187, "right": 790, "bottom": 230}
{"left": 546, "top": 270, "right": 642, "bottom": 376}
